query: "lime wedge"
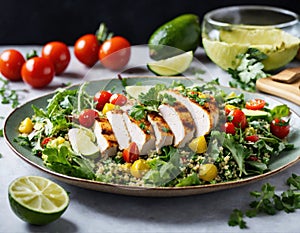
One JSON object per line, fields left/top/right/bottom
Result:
{"left": 8, "top": 176, "right": 69, "bottom": 225}
{"left": 68, "top": 128, "right": 99, "bottom": 157}
{"left": 147, "top": 50, "right": 193, "bottom": 75}
{"left": 125, "top": 85, "right": 153, "bottom": 99}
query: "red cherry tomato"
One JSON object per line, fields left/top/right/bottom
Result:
{"left": 94, "top": 90, "right": 112, "bottom": 110}
{"left": 78, "top": 109, "right": 99, "bottom": 128}
{"left": 245, "top": 135, "right": 260, "bottom": 142}
{"left": 123, "top": 142, "right": 139, "bottom": 163}
{"left": 21, "top": 57, "right": 55, "bottom": 88}
{"left": 245, "top": 99, "right": 266, "bottom": 110}
{"left": 41, "top": 137, "right": 53, "bottom": 147}
{"left": 223, "top": 122, "right": 236, "bottom": 135}
{"left": 229, "top": 109, "right": 247, "bottom": 129}
{"left": 99, "top": 36, "right": 131, "bottom": 70}
{"left": 270, "top": 118, "right": 290, "bottom": 139}
{"left": 42, "top": 41, "right": 70, "bottom": 75}
{"left": 109, "top": 93, "right": 127, "bottom": 106}
{"left": 0, "top": 49, "right": 25, "bottom": 81}
{"left": 74, "top": 34, "right": 100, "bottom": 67}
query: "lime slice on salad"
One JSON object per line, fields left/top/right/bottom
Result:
{"left": 68, "top": 128, "right": 99, "bottom": 157}
{"left": 8, "top": 176, "right": 69, "bottom": 225}
{"left": 147, "top": 50, "right": 193, "bottom": 75}
{"left": 125, "top": 85, "right": 153, "bottom": 99}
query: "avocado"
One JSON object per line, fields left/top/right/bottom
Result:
{"left": 148, "top": 14, "right": 201, "bottom": 60}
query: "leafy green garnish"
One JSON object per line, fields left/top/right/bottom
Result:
{"left": 228, "top": 174, "right": 300, "bottom": 229}
{"left": 228, "top": 48, "right": 268, "bottom": 92}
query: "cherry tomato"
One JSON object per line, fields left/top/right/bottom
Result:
{"left": 99, "top": 36, "right": 131, "bottom": 70}
{"left": 270, "top": 118, "right": 290, "bottom": 139}
{"left": 109, "top": 93, "right": 127, "bottom": 106}
{"left": 123, "top": 142, "right": 139, "bottom": 163}
{"left": 245, "top": 99, "right": 266, "bottom": 110}
{"left": 229, "top": 109, "right": 247, "bottom": 129}
{"left": 78, "top": 109, "right": 99, "bottom": 128}
{"left": 245, "top": 135, "right": 260, "bottom": 142}
{"left": 0, "top": 49, "right": 25, "bottom": 81}
{"left": 41, "top": 137, "right": 53, "bottom": 147}
{"left": 74, "top": 34, "right": 100, "bottom": 67}
{"left": 21, "top": 57, "right": 55, "bottom": 88}
{"left": 223, "top": 122, "right": 236, "bottom": 135}
{"left": 42, "top": 41, "right": 70, "bottom": 75}
{"left": 94, "top": 90, "right": 112, "bottom": 110}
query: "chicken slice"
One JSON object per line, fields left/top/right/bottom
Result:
{"left": 162, "top": 90, "right": 219, "bottom": 137}
{"left": 93, "top": 117, "right": 118, "bottom": 158}
{"left": 106, "top": 110, "right": 131, "bottom": 150}
{"left": 123, "top": 112, "right": 156, "bottom": 155}
{"left": 147, "top": 112, "right": 174, "bottom": 151}
{"left": 158, "top": 101, "right": 195, "bottom": 148}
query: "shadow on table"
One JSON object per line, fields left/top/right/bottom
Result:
{"left": 26, "top": 218, "right": 77, "bottom": 233}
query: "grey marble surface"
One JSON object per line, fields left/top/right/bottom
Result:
{"left": 0, "top": 45, "right": 299, "bottom": 233}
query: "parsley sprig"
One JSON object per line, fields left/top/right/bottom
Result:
{"left": 228, "top": 48, "right": 269, "bottom": 92}
{"left": 129, "top": 84, "right": 176, "bottom": 120}
{"left": 228, "top": 173, "right": 300, "bottom": 229}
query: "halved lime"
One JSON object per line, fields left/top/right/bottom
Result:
{"left": 8, "top": 176, "right": 69, "bottom": 225}
{"left": 203, "top": 28, "right": 300, "bottom": 71}
{"left": 147, "top": 50, "right": 193, "bottom": 76}
{"left": 125, "top": 85, "right": 153, "bottom": 99}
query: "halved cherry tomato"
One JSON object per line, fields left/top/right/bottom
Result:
{"left": 245, "top": 135, "right": 260, "bottom": 142}
{"left": 109, "top": 93, "right": 127, "bottom": 106}
{"left": 78, "top": 109, "right": 99, "bottom": 128}
{"left": 0, "top": 49, "right": 25, "bottom": 81}
{"left": 21, "top": 57, "right": 55, "bottom": 88}
{"left": 74, "top": 34, "right": 100, "bottom": 67}
{"left": 229, "top": 109, "right": 247, "bottom": 129}
{"left": 42, "top": 41, "right": 70, "bottom": 75}
{"left": 99, "top": 36, "right": 131, "bottom": 70}
{"left": 94, "top": 90, "right": 112, "bottom": 111}
{"left": 270, "top": 118, "right": 290, "bottom": 139}
{"left": 223, "top": 122, "right": 236, "bottom": 135}
{"left": 245, "top": 99, "right": 266, "bottom": 110}
{"left": 123, "top": 142, "right": 139, "bottom": 163}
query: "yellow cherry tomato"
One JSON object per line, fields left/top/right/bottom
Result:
{"left": 130, "top": 159, "right": 150, "bottom": 178}
{"left": 18, "top": 117, "right": 34, "bottom": 134}
{"left": 199, "top": 164, "right": 218, "bottom": 182}
{"left": 102, "top": 103, "right": 115, "bottom": 114}
{"left": 188, "top": 135, "right": 207, "bottom": 154}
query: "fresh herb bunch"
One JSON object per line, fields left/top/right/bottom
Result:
{"left": 228, "top": 48, "right": 269, "bottom": 92}
{"left": 228, "top": 173, "right": 300, "bottom": 229}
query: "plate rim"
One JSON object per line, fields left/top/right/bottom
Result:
{"left": 4, "top": 76, "right": 300, "bottom": 197}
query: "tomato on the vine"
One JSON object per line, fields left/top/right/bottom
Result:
{"left": 94, "top": 90, "right": 112, "bottom": 111}
{"left": 78, "top": 109, "right": 99, "bottom": 128}
{"left": 42, "top": 41, "right": 70, "bottom": 75}
{"left": 123, "top": 142, "right": 139, "bottom": 163}
{"left": 74, "top": 34, "right": 100, "bottom": 67}
{"left": 99, "top": 36, "right": 131, "bottom": 70}
{"left": 0, "top": 49, "right": 25, "bottom": 81}
{"left": 21, "top": 57, "right": 55, "bottom": 88}
{"left": 245, "top": 99, "right": 266, "bottom": 110}
{"left": 228, "top": 109, "right": 247, "bottom": 129}
{"left": 270, "top": 118, "right": 290, "bottom": 139}
{"left": 109, "top": 93, "right": 127, "bottom": 106}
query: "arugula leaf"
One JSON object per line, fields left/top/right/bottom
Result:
{"left": 175, "top": 173, "right": 200, "bottom": 187}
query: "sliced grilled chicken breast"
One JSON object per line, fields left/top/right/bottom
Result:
{"left": 93, "top": 117, "right": 118, "bottom": 158}
{"left": 106, "top": 110, "right": 131, "bottom": 150}
{"left": 147, "top": 112, "right": 174, "bottom": 151}
{"left": 123, "top": 112, "right": 156, "bottom": 155}
{"left": 158, "top": 101, "right": 195, "bottom": 148}
{"left": 162, "top": 90, "right": 219, "bottom": 137}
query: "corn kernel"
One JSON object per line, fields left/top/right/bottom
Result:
{"left": 18, "top": 117, "right": 34, "bottom": 134}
